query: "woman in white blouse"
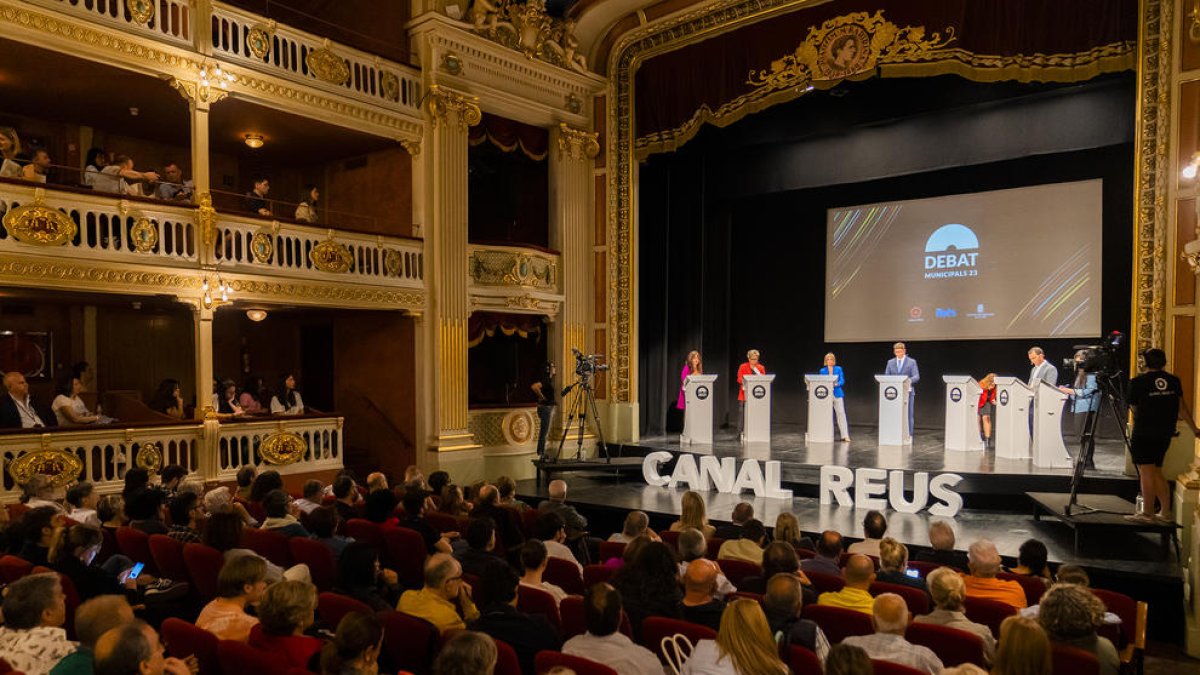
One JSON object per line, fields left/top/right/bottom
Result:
{"left": 52, "top": 374, "right": 100, "bottom": 426}
{"left": 682, "top": 600, "right": 788, "bottom": 675}
{"left": 270, "top": 373, "right": 305, "bottom": 415}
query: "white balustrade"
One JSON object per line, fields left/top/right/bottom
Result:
{"left": 215, "top": 416, "right": 342, "bottom": 481}
{"left": 213, "top": 213, "right": 424, "bottom": 288}
{"left": 209, "top": 1, "right": 421, "bottom": 114}
{"left": 26, "top": 0, "right": 193, "bottom": 47}
{"left": 0, "top": 182, "right": 198, "bottom": 267}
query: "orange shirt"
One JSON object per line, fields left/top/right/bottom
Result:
{"left": 961, "top": 574, "right": 1027, "bottom": 609}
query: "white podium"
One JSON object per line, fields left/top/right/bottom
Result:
{"left": 804, "top": 374, "right": 839, "bottom": 443}
{"left": 1032, "top": 380, "right": 1072, "bottom": 468}
{"left": 994, "top": 377, "right": 1033, "bottom": 459}
{"left": 875, "top": 375, "right": 912, "bottom": 446}
{"left": 681, "top": 374, "right": 718, "bottom": 445}
{"left": 943, "top": 375, "right": 984, "bottom": 452}
{"left": 742, "top": 374, "right": 775, "bottom": 444}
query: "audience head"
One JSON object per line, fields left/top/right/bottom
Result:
{"left": 122, "top": 467, "right": 151, "bottom": 497}
{"left": 761, "top": 541, "right": 800, "bottom": 577}
{"left": 715, "top": 599, "right": 783, "bottom": 675}
{"left": 817, "top": 530, "right": 843, "bottom": 559}
{"left": 309, "top": 505, "right": 339, "bottom": 539}
{"left": 236, "top": 465, "right": 257, "bottom": 490}
{"left": 303, "top": 479, "right": 324, "bottom": 502}
{"left": 162, "top": 162, "right": 183, "bottom": 184}
{"left": 93, "top": 620, "right": 167, "bottom": 675}
{"left": 74, "top": 595, "right": 135, "bottom": 649}
{"left": 466, "top": 517, "right": 496, "bottom": 552}
{"left": 202, "top": 511, "right": 245, "bottom": 552}
{"left": 433, "top": 631, "right": 496, "bottom": 675}
{"left": 202, "top": 486, "right": 235, "bottom": 515}
{"left": 97, "top": 494, "right": 124, "bottom": 525}
{"left": 741, "top": 518, "right": 766, "bottom": 545}
{"left": 3, "top": 572, "right": 66, "bottom": 629}
{"left": 0, "top": 127, "right": 21, "bottom": 158}
{"left": 993, "top": 616, "right": 1052, "bottom": 675}
{"left": 477, "top": 560, "right": 520, "bottom": 608}
{"left": 730, "top": 501, "right": 753, "bottom": 524}
{"left": 3, "top": 371, "right": 28, "bottom": 399}
{"left": 1038, "top": 583, "right": 1105, "bottom": 640}
{"left": 439, "top": 484, "right": 466, "bottom": 514}
{"left": 682, "top": 559, "right": 719, "bottom": 598}
{"left": 1018, "top": 538, "right": 1049, "bottom": 575}
{"left": 364, "top": 489, "right": 398, "bottom": 524}
{"left": 1055, "top": 564, "right": 1090, "bottom": 586}
{"left": 337, "top": 542, "right": 383, "bottom": 591}
{"left": 583, "top": 583, "right": 623, "bottom": 637}
{"left": 320, "top": 611, "right": 383, "bottom": 675}
{"left": 535, "top": 511, "right": 566, "bottom": 542}
{"left": 159, "top": 464, "right": 187, "bottom": 490}
{"left": 862, "top": 510, "right": 887, "bottom": 539}
{"left": 252, "top": 176, "right": 270, "bottom": 194}
{"left": 621, "top": 511, "right": 649, "bottom": 539}
{"left": 679, "top": 491, "right": 709, "bottom": 528}
{"left": 428, "top": 471, "right": 450, "bottom": 497}
{"left": 773, "top": 512, "right": 802, "bottom": 546}
{"left": 967, "top": 539, "right": 1002, "bottom": 577}
{"left": 928, "top": 520, "right": 956, "bottom": 551}
{"left": 622, "top": 535, "right": 651, "bottom": 566}
{"left": 495, "top": 476, "right": 517, "bottom": 501}
{"left": 871, "top": 593, "right": 909, "bottom": 635}
{"left": 334, "top": 474, "right": 357, "bottom": 502}
{"left": 259, "top": 580, "right": 317, "bottom": 637}
{"left": 764, "top": 573, "right": 804, "bottom": 617}
{"left": 843, "top": 553, "right": 876, "bottom": 588}
{"left": 23, "top": 473, "right": 62, "bottom": 504}
{"left": 28, "top": 147, "right": 49, "bottom": 171}
{"left": 112, "top": 154, "right": 134, "bottom": 170}
{"left": 366, "top": 472, "right": 387, "bottom": 492}
{"left": 249, "top": 470, "right": 284, "bottom": 502}
{"left": 401, "top": 488, "right": 428, "bottom": 516}
{"left": 85, "top": 147, "right": 107, "bottom": 168}
{"left": 167, "top": 491, "right": 200, "bottom": 528}
{"left": 217, "top": 553, "right": 269, "bottom": 602}
{"left": 548, "top": 479, "right": 569, "bottom": 502}
{"left": 55, "top": 373, "right": 81, "bottom": 400}
{"left": 677, "top": 527, "right": 706, "bottom": 562}
{"left": 66, "top": 480, "right": 97, "bottom": 510}
{"left": 148, "top": 379, "right": 180, "bottom": 414}
{"left": 124, "top": 487, "right": 164, "bottom": 522}
{"left": 57, "top": 524, "right": 103, "bottom": 566}
{"left": 424, "top": 553, "right": 464, "bottom": 598}
{"left": 21, "top": 505, "right": 58, "bottom": 546}
{"left": 476, "top": 484, "right": 498, "bottom": 506}
{"left": 627, "top": 540, "right": 677, "bottom": 580}
{"left": 824, "top": 643, "right": 872, "bottom": 675}
{"left": 878, "top": 537, "right": 909, "bottom": 573}
{"left": 519, "top": 539, "right": 549, "bottom": 574}
{"left": 263, "top": 489, "right": 291, "bottom": 519}
{"left": 926, "top": 566, "right": 967, "bottom": 611}
{"left": 1143, "top": 348, "right": 1168, "bottom": 370}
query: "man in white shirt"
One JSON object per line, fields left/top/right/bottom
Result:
{"left": 1, "top": 372, "right": 53, "bottom": 429}
{"left": 1027, "top": 347, "right": 1058, "bottom": 388}
{"left": 847, "top": 510, "right": 888, "bottom": 557}
{"left": 842, "top": 594, "right": 944, "bottom": 674}
{"left": 536, "top": 510, "right": 583, "bottom": 573}
{"left": 562, "top": 584, "right": 664, "bottom": 675}
{"left": 294, "top": 479, "right": 324, "bottom": 514}
{"left": 0, "top": 573, "right": 77, "bottom": 675}
{"left": 518, "top": 539, "right": 567, "bottom": 605}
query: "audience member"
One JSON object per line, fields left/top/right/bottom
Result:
{"left": 682, "top": 599, "right": 788, "bottom": 675}
{"left": 913, "top": 521, "right": 969, "bottom": 571}
{"left": 52, "top": 374, "right": 100, "bottom": 426}
{"left": 309, "top": 505, "right": 353, "bottom": 559}
{"left": 23, "top": 475, "right": 66, "bottom": 514}
{"left": 20, "top": 148, "right": 50, "bottom": 183}
{"left": 841, "top": 593, "right": 943, "bottom": 674}
{"left": 824, "top": 643, "right": 872, "bottom": 675}
{"left": 159, "top": 465, "right": 187, "bottom": 496}
{"left": 260, "top": 489, "right": 309, "bottom": 537}
{"left": 472, "top": 484, "right": 524, "bottom": 554}
{"left": 677, "top": 528, "right": 736, "bottom": 598}
{"left": 333, "top": 475, "right": 361, "bottom": 525}
{"left": 741, "top": 542, "right": 815, "bottom": 604}
{"left": 713, "top": 502, "right": 753, "bottom": 540}
{"left": 235, "top": 466, "right": 257, "bottom": 501}
{"left": 366, "top": 472, "right": 388, "bottom": 493}
{"left": 97, "top": 495, "right": 125, "bottom": 530}
{"left": 762, "top": 573, "right": 830, "bottom": 663}
{"left": 319, "top": 611, "right": 382, "bottom": 675}
{"left": 816, "top": 553, "right": 875, "bottom": 614}
{"left": 213, "top": 380, "right": 245, "bottom": 417}
{"left": 1, "top": 371, "right": 55, "bottom": 428}
{"left": 612, "top": 541, "right": 681, "bottom": 638}
{"left": 154, "top": 162, "right": 193, "bottom": 202}
{"left": 494, "top": 475, "right": 529, "bottom": 511}
{"left": 363, "top": 489, "right": 400, "bottom": 528}
{"left": 196, "top": 554, "right": 267, "bottom": 642}
{"left": 1011, "top": 538, "right": 1052, "bottom": 579}
{"left": 913, "top": 567, "right": 996, "bottom": 663}
{"left": 401, "top": 490, "right": 453, "bottom": 554}
{"left": 333, "top": 542, "right": 400, "bottom": 611}
{"left": 678, "top": 559, "right": 726, "bottom": 631}
{"left": 518, "top": 539, "right": 567, "bottom": 605}
{"left": 1037, "top": 584, "right": 1119, "bottom": 675}
{"left": 50, "top": 595, "right": 135, "bottom": 675}
{"left": 92, "top": 620, "right": 189, "bottom": 675}
{"left": 249, "top": 470, "right": 284, "bottom": 506}
{"left": 65, "top": 481, "right": 100, "bottom": 528}
{"left": 244, "top": 176, "right": 272, "bottom": 217}
{"left": 669, "top": 491, "right": 717, "bottom": 538}
{"left": 398, "top": 553, "right": 480, "bottom": 634}
{"left": 203, "top": 485, "right": 257, "bottom": 527}
{"left": 428, "top": 471, "right": 451, "bottom": 502}
{"left": 1020, "top": 566, "right": 1121, "bottom": 625}
{"left": 0, "top": 127, "right": 22, "bottom": 177}
{"left": 773, "top": 512, "right": 815, "bottom": 551}
{"left": 848, "top": 510, "right": 887, "bottom": 556}
{"left": 295, "top": 185, "right": 320, "bottom": 223}
{"left": 0, "top": 573, "right": 76, "bottom": 675}
{"left": 296, "top": 479, "right": 325, "bottom": 514}
{"left": 717, "top": 518, "right": 766, "bottom": 564}
{"left": 469, "top": 563, "right": 561, "bottom": 674}
{"left": 992, "top": 616, "right": 1052, "bottom": 675}
{"left": 82, "top": 148, "right": 106, "bottom": 187}
{"left": 610, "top": 510, "right": 653, "bottom": 544}
{"left": 270, "top": 373, "right": 305, "bottom": 414}
{"left": 165, "top": 492, "right": 202, "bottom": 543}
{"left": 562, "top": 583, "right": 661, "bottom": 675}
{"left": 432, "top": 631, "right": 496, "bottom": 675}
{"left": 801, "top": 530, "right": 844, "bottom": 577}
{"left": 456, "top": 517, "right": 509, "bottom": 579}
{"left": 439, "top": 484, "right": 472, "bottom": 517}
{"left": 538, "top": 479, "right": 589, "bottom": 540}
{"left": 536, "top": 511, "right": 583, "bottom": 572}
{"left": 247, "top": 581, "right": 324, "bottom": 671}
{"left": 125, "top": 488, "right": 167, "bottom": 535}
{"left": 963, "top": 539, "right": 1027, "bottom": 609}
{"left": 203, "top": 511, "right": 310, "bottom": 584}
{"left": 238, "top": 375, "right": 267, "bottom": 414}
{"left": 51, "top": 526, "right": 135, "bottom": 602}
{"left": 18, "top": 506, "right": 59, "bottom": 565}
{"left": 93, "top": 155, "right": 159, "bottom": 197}
{"left": 147, "top": 379, "right": 184, "bottom": 419}
{"left": 875, "top": 537, "right": 926, "bottom": 591}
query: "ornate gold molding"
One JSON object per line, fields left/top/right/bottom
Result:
{"left": 310, "top": 234, "right": 354, "bottom": 273}
{"left": 130, "top": 217, "right": 158, "bottom": 252}
{"left": 1, "top": 188, "right": 78, "bottom": 246}
{"left": 126, "top": 0, "right": 154, "bottom": 25}
{"left": 426, "top": 84, "right": 482, "bottom": 130}
{"left": 195, "top": 192, "right": 217, "bottom": 248}
{"left": 135, "top": 442, "right": 163, "bottom": 473}
{"left": 261, "top": 431, "right": 307, "bottom": 465}
{"left": 470, "top": 248, "right": 557, "bottom": 289}
{"left": 227, "top": 278, "right": 426, "bottom": 309}
{"left": 169, "top": 77, "right": 230, "bottom": 106}
{"left": 557, "top": 123, "right": 600, "bottom": 160}
{"left": 306, "top": 40, "right": 351, "bottom": 85}
{"left": 247, "top": 21, "right": 276, "bottom": 60}
{"left": 8, "top": 448, "right": 83, "bottom": 488}
{"left": 400, "top": 139, "right": 421, "bottom": 156}
{"left": 251, "top": 230, "right": 274, "bottom": 263}
{"left": 465, "top": 0, "right": 588, "bottom": 73}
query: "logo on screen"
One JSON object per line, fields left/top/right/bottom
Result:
{"left": 935, "top": 308, "right": 957, "bottom": 318}
{"left": 696, "top": 386, "right": 710, "bottom": 400}
{"left": 815, "top": 385, "right": 829, "bottom": 400}
{"left": 884, "top": 386, "right": 898, "bottom": 401}
{"left": 752, "top": 385, "right": 767, "bottom": 399}
{"left": 950, "top": 387, "right": 962, "bottom": 402}
{"left": 923, "top": 223, "right": 979, "bottom": 280}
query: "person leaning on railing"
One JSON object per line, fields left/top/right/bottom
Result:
{"left": 92, "top": 154, "right": 159, "bottom": 196}
{"left": 155, "top": 161, "right": 194, "bottom": 202}
{"left": 0, "top": 126, "right": 22, "bottom": 178}
{"left": 19, "top": 147, "right": 50, "bottom": 184}
{"left": 294, "top": 184, "right": 319, "bottom": 223}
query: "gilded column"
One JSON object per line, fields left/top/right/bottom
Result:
{"left": 424, "top": 85, "right": 481, "bottom": 451}
{"left": 189, "top": 301, "right": 215, "bottom": 420}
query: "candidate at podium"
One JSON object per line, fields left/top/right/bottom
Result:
{"left": 884, "top": 342, "right": 919, "bottom": 434}
{"left": 821, "top": 352, "right": 850, "bottom": 442}
{"left": 977, "top": 373, "right": 997, "bottom": 449}
{"left": 736, "top": 349, "right": 765, "bottom": 436}
{"left": 677, "top": 350, "right": 703, "bottom": 411}
{"left": 1027, "top": 347, "right": 1058, "bottom": 388}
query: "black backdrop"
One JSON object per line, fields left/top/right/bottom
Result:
{"left": 638, "top": 74, "right": 1135, "bottom": 435}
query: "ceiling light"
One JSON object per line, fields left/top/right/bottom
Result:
{"left": 244, "top": 134, "right": 265, "bottom": 149}
{"left": 246, "top": 309, "right": 268, "bottom": 322}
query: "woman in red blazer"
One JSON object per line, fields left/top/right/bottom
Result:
{"left": 736, "top": 349, "right": 765, "bottom": 437}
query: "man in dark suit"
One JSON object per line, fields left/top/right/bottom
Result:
{"left": 884, "top": 342, "right": 920, "bottom": 435}
{"left": 0, "top": 372, "right": 55, "bottom": 429}
{"left": 472, "top": 485, "right": 524, "bottom": 558}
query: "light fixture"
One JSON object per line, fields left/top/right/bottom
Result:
{"left": 1183, "top": 151, "right": 1200, "bottom": 180}
{"left": 199, "top": 62, "right": 236, "bottom": 91}
{"left": 246, "top": 309, "right": 268, "bottom": 322}
{"left": 244, "top": 134, "right": 265, "bottom": 149}
{"left": 202, "top": 275, "right": 232, "bottom": 310}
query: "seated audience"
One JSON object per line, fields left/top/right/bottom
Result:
{"left": 612, "top": 541, "right": 681, "bottom": 638}
{"left": 537, "top": 511, "right": 583, "bottom": 572}
{"left": 471, "top": 484, "right": 524, "bottom": 554}
{"left": 398, "top": 553, "right": 480, "bottom": 634}
{"left": 562, "top": 582, "right": 661, "bottom": 675}
{"left": 92, "top": 620, "right": 189, "bottom": 675}
{"left": 155, "top": 162, "right": 194, "bottom": 202}
{"left": 333, "top": 474, "right": 362, "bottom": 525}
{"left": 439, "top": 484, "right": 471, "bottom": 517}
{"left": 319, "top": 611, "right": 382, "bottom": 675}
{"left": 239, "top": 375, "right": 267, "bottom": 414}
{"left": 21, "top": 148, "right": 50, "bottom": 183}
{"left": 456, "top": 517, "right": 509, "bottom": 579}
{"left": 296, "top": 479, "right": 325, "bottom": 514}
{"left": 159, "top": 465, "right": 188, "bottom": 497}
{"left": 518, "top": 539, "right": 567, "bottom": 605}
{"left": 538, "top": 479, "right": 589, "bottom": 541}
{"left": 817, "top": 553, "right": 876, "bottom": 614}
{"left": 842, "top": 593, "right": 943, "bottom": 674}
{"left": 1, "top": 371, "right": 56, "bottom": 428}
{"left": 295, "top": 184, "right": 320, "bottom": 223}
{"left": 913, "top": 567, "right": 996, "bottom": 663}
{"left": 678, "top": 559, "right": 726, "bottom": 631}
{"left": 52, "top": 374, "right": 100, "bottom": 426}
{"left": 741, "top": 542, "right": 815, "bottom": 604}
{"left": 122, "top": 468, "right": 151, "bottom": 500}
{"left": 366, "top": 472, "right": 388, "bottom": 493}
{"left": 609, "top": 510, "right": 656, "bottom": 544}
{"left": 469, "top": 563, "right": 561, "bottom": 674}
{"left": 270, "top": 373, "right": 305, "bottom": 415}
{"left": 92, "top": 154, "right": 159, "bottom": 196}
{"left": 234, "top": 466, "right": 257, "bottom": 501}
{"left": 196, "top": 554, "right": 267, "bottom": 642}
{"left": 249, "top": 470, "right": 284, "bottom": 509}
{"left": 875, "top": 537, "right": 927, "bottom": 591}
{"left": 677, "top": 527, "right": 736, "bottom": 598}
{"left": 1011, "top": 538, "right": 1052, "bottom": 579}
{"left": 433, "top": 631, "right": 496, "bottom": 675}
{"left": 203, "top": 512, "right": 310, "bottom": 584}
{"left": 65, "top": 481, "right": 100, "bottom": 528}
{"left": 0, "top": 127, "right": 22, "bottom": 178}
{"left": 0, "top": 573, "right": 76, "bottom": 675}
{"left": 262, "top": 489, "right": 310, "bottom": 537}
{"left": 309, "top": 506, "right": 353, "bottom": 559}
{"left": 50, "top": 595, "right": 135, "bottom": 675}
{"left": 147, "top": 379, "right": 185, "bottom": 419}
{"left": 125, "top": 488, "right": 168, "bottom": 535}
{"left": 717, "top": 518, "right": 766, "bottom": 564}
{"left": 18, "top": 506, "right": 59, "bottom": 565}
{"left": 668, "top": 491, "right": 717, "bottom": 538}
{"left": 243, "top": 177, "right": 272, "bottom": 217}
{"left": 774, "top": 511, "right": 815, "bottom": 551}
{"left": 98, "top": 494, "right": 125, "bottom": 530}
{"left": 824, "top": 643, "right": 872, "bottom": 675}
{"left": 963, "top": 539, "right": 1027, "bottom": 609}
{"left": 51, "top": 526, "right": 136, "bottom": 602}
{"left": 23, "top": 475, "right": 66, "bottom": 514}
{"left": 1036, "top": 583, "right": 1119, "bottom": 675}
{"left": 401, "top": 490, "right": 453, "bottom": 555}
{"left": 682, "top": 599, "right": 788, "bottom": 675}
{"left": 914, "top": 520, "right": 970, "bottom": 571}
{"left": 166, "top": 492, "right": 203, "bottom": 543}
{"left": 82, "top": 147, "right": 106, "bottom": 187}
{"left": 203, "top": 486, "right": 257, "bottom": 527}
{"left": 848, "top": 510, "right": 887, "bottom": 557}
{"left": 763, "top": 572, "right": 830, "bottom": 663}
{"left": 213, "top": 379, "right": 244, "bottom": 417}
{"left": 334, "top": 542, "right": 400, "bottom": 611}
{"left": 363, "top": 489, "right": 400, "bottom": 528}
{"left": 495, "top": 475, "right": 529, "bottom": 511}
{"left": 992, "top": 616, "right": 1052, "bottom": 675}
{"left": 428, "top": 471, "right": 451, "bottom": 501}
{"left": 1020, "top": 565, "right": 1120, "bottom": 625}
{"left": 713, "top": 501, "right": 753, "bottom": 541}
{"left": 248, "top": 581, "right": 324, "bottom": 671}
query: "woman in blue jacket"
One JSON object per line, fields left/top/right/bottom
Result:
{"left": 822, "top": 352, "right": 850, "bottom": 442}
{"left": 1060, "top": 349, "right": 1100, "bottom": 445}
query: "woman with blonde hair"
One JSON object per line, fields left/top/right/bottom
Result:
{"left": 669, "top": 490, "right": 716, "bottom": 538}
{"left": 682, "top": 599, "right": 788, "bottom": 674}
{"left": 914, "top": 567, "right": 995, "bottom": 662}
{"left": 773, "top": 512, "right": 814, "bottom": 551}
{"left": 0, "top": 127, "right": 22, "bottom": 178}
{"left": 978, "top": 373, "right": 997, "bottom": 448}
{"left": 821, "top": 352, "right": 850, "bottom": 442}
{"left": 874, "top": 537, "right": 926, "bottom": 591}
{"left": 992, "top": 616, "right": 1052, "bottom": 675}
{"left": 677, "top": 350, "right": 703, "bottom": 411}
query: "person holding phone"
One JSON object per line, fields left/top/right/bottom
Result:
{"left": 874, "top": 538, "right": 927, "bottom": 592}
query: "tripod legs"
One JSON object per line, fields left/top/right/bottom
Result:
{"left": 551, "top": 381, "right": 609, "bottom": 462}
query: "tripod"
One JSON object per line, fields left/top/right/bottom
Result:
{"left": 1065, "top": 369, "right": 1131, "bottom": 516}
{"left": 550, "top": 372, "right": 611, "bottom": 463}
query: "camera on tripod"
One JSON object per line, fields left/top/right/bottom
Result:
{"left": 1062, "top": 330, "right": 1125, "bottom": 378}
{"left": 572, "top": 348, "right": 609, "bottom": 378}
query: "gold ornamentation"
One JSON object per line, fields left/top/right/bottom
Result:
{"left": 2, "top": 189, "right": 78, "bottom": 246}
{"left": 470, "top": 249, "right": 557, "bottom": 289}
{"left": 400, "top": 139, "right": 421, "bottom": 156}
{"left": 503, "top": 409, "right": 535, "bottom": 445}
{"left": 195, "top": 192, "right": 217, "bottom": 248}
{"left": 169, "top": 78, "right": 229, "bottom": 105}
{"left": 8, "top": 448, "right": 83, "bottom": 488}
{"left": 260, "top": 431, "right": 307, "bottom": 465}
{"left": 126, "top": 0, "right": 154, "bottom": 25}
{"left": 381, "top": 71, "right": 400, "bottom": 102}
{"left": 135, "top": 442, "right": 163, "bottom": 474}
{"left": 557, "top": 123, "right": 600, "bottom": 160}
{"left": 466, "top": 0, "right": 588, "bottom": 72}
{"left": 247, "top": 21, "right": 276, "bottom": 60}
{"left": 306, "top": 41, "right": 350, "bottom": 85}
{"left": 505, "top": 294, "right": 539, "bottom": 309}
{"left": 425, "top": 85, "right": 482, "bottom": 130}
{"left": 251, "top": 231, "right": 274, "bottom": 263}
{"left": 130, "top": 218, "right": 158, "bottom": 252}
{"left": 384, "top": 249, "right": 402, "bottom": 277}
{"left": 310, "top": 234, "right": 354, "bottom": 273}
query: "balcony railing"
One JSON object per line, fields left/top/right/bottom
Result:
{"left": 467, "top": 243, "right": 560, "bottom": 293}
{"left": 215, "top": 415, "right": 342, "bottom": 482}
{"left": 26, "top": 0, "right": 193, "bottom": 47}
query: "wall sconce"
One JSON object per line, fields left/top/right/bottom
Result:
{"left": 199, "top": 62, "right": 236, "bottom": 91}
{"left": 246, "top": 309, "right": 268, "bottom": 322}
{"left": 202, "top": 275, "right": 232, "bottom": 309}
{"left": 244, "top": 134, "right": 265, "bottom": 149}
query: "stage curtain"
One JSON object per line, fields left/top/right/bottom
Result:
{"left": 468, "top": 113, "right": 550, "bottom": 161}
{"left": 468, "top": 312, "right": 544, "bottom": 348}
{"left": 468, "top": 114, "right": 551, "bottom": 248}
{"left": 468, "top": 312, "right": 547, "bottom": 406}
{"left": 633, "top": 0, "right": 1136, "bottom": 156}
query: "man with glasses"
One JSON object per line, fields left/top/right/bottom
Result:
{"left": 93, "top": 620, "right": 191, "bottom": 675}
{"left": 397, "top": 553, "right": 480, "bottom": 634}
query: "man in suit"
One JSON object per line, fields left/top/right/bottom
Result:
{"left": 884, "top": 342, "right": 919, "bottom": 435}
{"left": 0, "top": 372, "right": 55, "bottom": 429}
{"left": 1027, "top": 347, "right": 1058, "bottom": 389}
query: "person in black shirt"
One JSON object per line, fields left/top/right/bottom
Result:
{"left": 531, "top": 361, "right": 557, "bottom": 459}
{"left": 1125, "top": 348, "right": 1183, "bottom": 522}
{"left": 469, "top": 562, "right": 560, "bottom": 674}
{"left": 401, "top": 490, "right": 453, "bottom": 554}
{"left": 678, "top": 559, "right": 726, "bottom": 630}
{"left": 455, "top": 517, "right": 510, "bottom": 579}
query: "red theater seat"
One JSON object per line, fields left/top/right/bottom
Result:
{"left": 1051, "top": 642, "right": 1100, "bottom": 675}
{"left": 640, "top": 617, "right": 716, "bottom": 662}
{"left": 583, "top": 564, "right": 614, "bottom": 588}
{"left": 716, "top": 559, "right": 762, "bottom": 586}
{"left": 534, "top": 651, "right": 618, "bottom": 675}
{"left": 217, "top": 639, "right": 286, "bottom": 675}
{"left": 183, "top": 543, "right": 225, "bottom": 603}
{"left": 787, "top": 645, "right": 821, "bottom": 675}
{"left": 544, "top": 557, "right": 585, "bottom": 595}
{"left": 871, "top": 659, "right": 927, "bottom": 675}
{"left": 382, "top": 527, "right": 426, "bottom": 588}
{"left": 560, "top": 596, "right": 633, "bottom": 640}
{"left": 493, "top": 639, "right": 522, "bottom": 675}
{"left": 344, "top": 519, "right": 384, "bottom": 550}
{"left": 658, "top": 530, "right": 680, "bottom": 553}
{"left": 997, "top": 572, "right": 1046, "bottom": 606}
{"left": 517, "top": 584, "right": 562, "bottom": 630}
{"left": 906, "top": 621, "right": 987, "bottom": 668}
{"left": 240, "top": 527, "right": 293, "bottom": 567}
{"left": 0, "top": 556, "right": 32, "bottom": 583}
{"left": 963, "top": 596, "right": 1018, "bottom": 639}
{"left": 318, "top": 592, "right": 372, "bottom": 629}
{"left": 801, "top": 605, "right": 873, "bottom": 644}
{"left": 803, "top": 570, "right": 845, "bottom": 595}
{"left": 378, "top": 610, "right": 437, "bottom": 675}
{"left": 115, "top": 527, "right": 158, "bottom": 576}
{"left": 148, "top": 535, "right": 189, "bottom": 586}
{"left": 598, "top": 541, "right": 626, "bottom": 561}
{"left": 288, "top": 536, "right": 337, "bottom": 592}
{"left": 870, "top": 581, "right": 930, "bottom": 616}
{"left": 162, "top": 617, "right": 220, "bottom": 675}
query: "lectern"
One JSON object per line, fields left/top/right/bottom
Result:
{"left": 681, "top": 374, "right": 718, "bottom": 445}
{"left": 943, "top": 375, "right": 984, "bottom": 452}
{"left": 1032, "top": 380, "right": 1072, "bottom": 468}
{"left": 993, "top": 377, "right": 1033, "bottom": 459}
{"left": 804, "top": 374, "right": 839, "bottom": 443}
{"left": 742, "top": 374, "right": 775, "bottom": 444}
{"left": 875, "top": 375, "right": 911, "bottom": 446}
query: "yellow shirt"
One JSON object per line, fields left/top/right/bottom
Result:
{"left": 717, "top": 539, "right": 764, "bottom": 564}
{"left": 397, "top": 587, "right": 480, "bottom": 634}
{"left": 816, "top": 586, "right": 875, "bottom": 614}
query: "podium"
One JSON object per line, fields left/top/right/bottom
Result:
{"left": 804, "top": 374, "right": 839, "bottom": 443}
{"left": 994, "top": 377, "right": 1033, "bottom": 459}
{"left": 1032, "top": 380, "right": 1072, "bottom": 468}
{"left": 943, "top": 375, "right": 984, "bottom": 452}
{"left": 742, "top": 374, "right": 775, "bottom": 443}
{"left": 681, "top": 374, "right": 718, "bottom": 445}
{"left": 875, "top": 375, "right": 911, "bottom": 446}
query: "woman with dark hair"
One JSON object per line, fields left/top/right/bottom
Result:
{"left": 215, "top": 379, "right": 245, "bottom": 417}
{"left": 295, "top": 185, "right": 320, "bottom": 223}
{"left": 51, "top": 524, "right": 136, "bottom": 601}
{"left": 1011, "top": 538, "right": 1052, "bottom": 579}
{"left": 239, "top": 375, "right": 267, "bottom": 414}
{"left": 332, "top": 542, "right": 400, "bottom": 611}
{"left": 123, "top": 467, "right": 151, "bottom": 498}
{"left": 83, "top": 147, "right": 107, "bottom": 187}
{"left": 203, "top": 512, "right": 310, "bottom": 584}
{"left": 250, "top": 470, "right": 285, "bottom": 503}
{"left": 438, "top": 484, "right": 471, "bottom": 517}
{"left": 270, "top": 374, "right": 305, "bottom": 415}
{"left": 611, "top": 540, "right": 682, "bottom": 639}
{"left": 17, "top": 506, "right": 59, "bottom": 565}
{"left": 320, "top": 611, "right": 383, "bottom": 675}
{"left": 148, "top": 378, "right": 185, "bottom": 419}
{"left": 51, "top": 373, "right": 99, "bottom": 426}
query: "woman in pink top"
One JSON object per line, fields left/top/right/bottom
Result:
{"left": 678, "top": 350, "right": 703, "bottom": 410}
{"left": 196, "top": 555, "right": 268, "bottom": 642}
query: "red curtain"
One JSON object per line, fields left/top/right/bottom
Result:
{"left": 469, "top": 113, "right": 550, "bottom": 161}
{"left": 468, "top": 312, "right": 545, "bottom": 348}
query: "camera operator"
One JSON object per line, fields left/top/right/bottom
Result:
{"left": 1125, "top": 348, "right": 1182, "bottom": 523}
{"left": 1058, "top": 350, "right": 1101, "bottom": 467}
{"left": 531, "top": 361, "right": 556, "bottom": 459}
